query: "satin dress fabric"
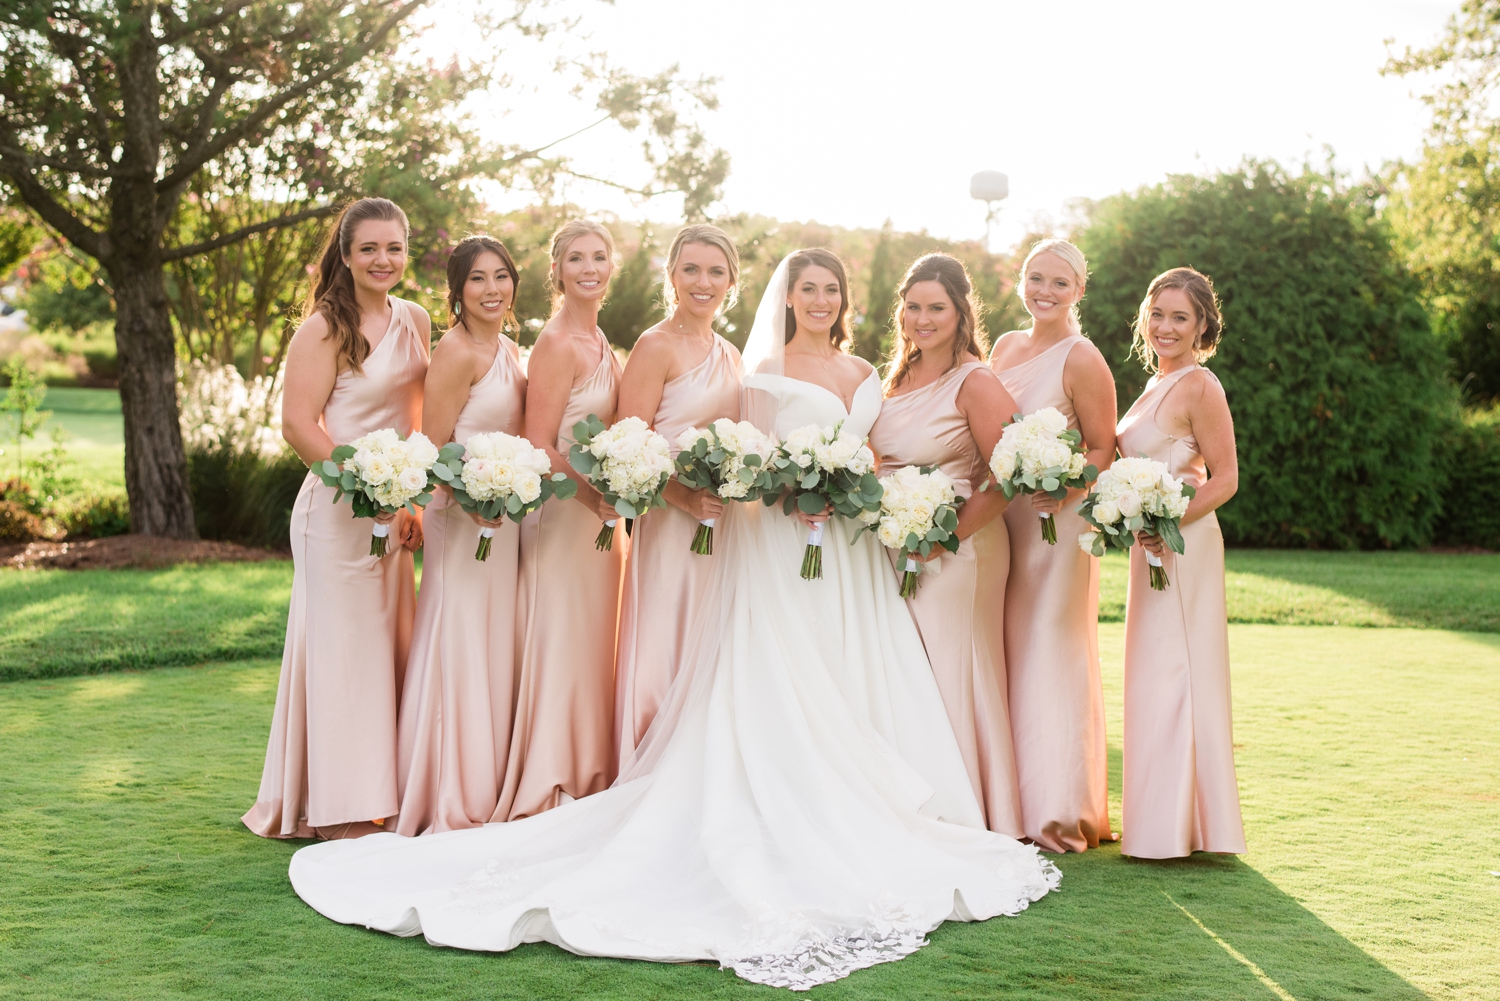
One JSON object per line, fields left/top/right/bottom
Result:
{"left": 244, "top": 297, "right": 427, "bottom": 838}
{"left": 991, "top": 333, "right": 1112, "bottom": 853}
{"left": 288, "top": 372, "right": 1059, "bottom": 990}
{"left": 614, "top": 334, "right": 742, "bottom": 765}
{"left": 495, "top": 329, "right": 626, "bottom": 821}
{"left": 868, "top": 361, "right": 1024, "bottom": 838}
{"left": 394, "top": 339, "right": 528, "bottom": 837}
{"left": 1116, "top": 364, "right": 1246, "bottom": 858}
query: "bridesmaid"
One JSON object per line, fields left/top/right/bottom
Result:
{"left": 988, "top": 238, "right": 1117, "bottom": 853}
{"left": 244, "top": 197, "right": 429, "bottom": 840}
{"left": 1116, "top": 267, "right": 1246, "bottom": 859}
{"left": 495, "top": 219, "right": 626, "bottom": 820}
{"left": 868, "top": 253, "right": 1024, "bottom": 837}
{"left": 395, "top": 236, "right": 527, "bottom": 836}
{"left": 613, "top": 225, "right": 743, "bottom": 765}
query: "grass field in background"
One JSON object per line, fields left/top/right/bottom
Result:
{"left": 2, "top": 625, "right": 1495, "bottom": 1000}
{"left": 26, "top": 386, "right": 125, "bottom": 490}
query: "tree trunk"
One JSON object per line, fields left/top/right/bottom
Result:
{"left": 109, "top": 259, "right": 198, "bottom": 539}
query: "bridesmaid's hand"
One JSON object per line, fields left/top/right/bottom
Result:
{"left": 398, "top": 509, "right": 424, "bottom": 551}
{"left": 1135, "top": 531, "right": 1166, "bottom": 557}
{"left": 1030, "top": 493, "right": 1064, "bottom": 516}
{"left": 465, "top": 509, "right": 506, "bottom": 530}
{"left": 666, "top": 480, "right": 725, "bottom": 522}
{"left": 792, "top": 504, "right": 831, "bottom": 530}
{"left": 373, "top": 510, "right": 398, "bottom": 525}
{"left": 594, "top": 492, "right": 622, "bottom": 524}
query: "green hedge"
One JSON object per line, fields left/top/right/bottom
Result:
{"left": 186, "top": 447, "right": 307, "bottom": 549}
{"left": 1435, "top": 407, "right": 1500, "bottom": 550}
{"left": 1077, "top": 162, "right": 1451, "bottom": 549}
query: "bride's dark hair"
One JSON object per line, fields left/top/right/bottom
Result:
{"left": 783, "top": 248, "right": 851, "bottom": 348}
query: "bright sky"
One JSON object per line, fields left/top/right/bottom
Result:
{"left": 426, "top": 0, "right": 1456, "bottom": 248}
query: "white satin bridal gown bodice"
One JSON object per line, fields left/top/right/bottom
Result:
{"left": 289, "top": 369, "right": 1059, "bottom": 991}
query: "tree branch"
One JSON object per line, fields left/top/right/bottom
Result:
{"left": 157, "top": 0, "right": 428, "bottom": 190}
{"left": 161, "top": 203, "right": 338, "bottom": 261}
{"left": 0, "top": 162, "right": 106, "bottom": 259}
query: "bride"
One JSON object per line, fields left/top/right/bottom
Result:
{"left": 288, "top": 250, "right": 1060, "bottom": 990}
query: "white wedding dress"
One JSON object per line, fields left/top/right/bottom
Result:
{"left": 289, "top": 279, "right": 1059, "bottom": 992}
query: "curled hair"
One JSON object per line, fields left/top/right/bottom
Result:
{"left": 1131, "top": 267, "right": 1224, "bottom": 371}
{"left": 884, "top": 253, "right": 989, "bottom": 394}
{"left": 304, "top": 197, "right": 409, "bottom": 373}
{"left": 445, "top": 234, "right": 521, "bottom": 330}
{"left": 784, "top": 248, "right": 852, "bottom": 349}
{"left": 663, "top": 224, "right": 740, "bottom": 312}
{"left": 547, "top": 219, "right": 615, "bottom": 313}
{"left": 1017, "top": 237, "right": 1088, "bottom": 327}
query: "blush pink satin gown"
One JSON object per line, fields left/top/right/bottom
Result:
{"left": 1116, "top": 365, "right": 1246, "bottom": 858}
{"left": 869, "top": 361, "right": 1024, "bottom": 838}
{"left": 495, "top": 329, "right": 626, "bottom": 821}
{"left": 991, "top": 333, "right": 1112, "bottom": 853}
{"left": 244, "top": 297, "right": 427, "bottom": 838}
{"left": 614, "top": 335, "right": 741, "bottom": 765}
{"left": 394, "top": 338, "right": 527, "bottom": 836}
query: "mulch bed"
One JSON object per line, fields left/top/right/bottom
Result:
{"left": 0, "top": 535, "right": 288, "bottom": 570}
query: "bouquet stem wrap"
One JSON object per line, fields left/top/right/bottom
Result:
{"left": 1145, "top": 551, "right": 1170, "bottom": 590}
{"left": 476, "top": 526, "right": 496, "bottom": 562}
{"left": 1038, "top": 511, "right": 1056, "bottom": 545}
{"left": 596, "top": 518, "right": 619, "bottom": 552}
{"left": 801, "top": 521, "right": 825, "bottom": 581}
{"left": 692, "top": 518, "right": 716, "bottom": 556}
{"left": 899, "top": 557, "right": 920, "bottom": 599}
{"left": 370, "top": 522, "right": 391, "bottom": 558}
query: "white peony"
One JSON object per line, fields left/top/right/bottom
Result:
{"left": 397, "top": 465, "right": 428, "bottom": 494}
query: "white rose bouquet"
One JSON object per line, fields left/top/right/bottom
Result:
{"left": 672, "top": 419, "right": 779, "bottom": 555}
{"left": 776, "top": 421, "right": 883, "bottom": 580}
{"left": 861, "top": 465, "right": 964, "bottom": 598}
{"left": 985, "top": 406, "right": 1099, "bottom": 544}
{"left": 313, "top": 427, "right": 442, "bottom": 557}
{"left": 1077, "top": 455, "right": 1196, "bottom": 590}
{"left": 429, "top": 432, "right": 579, "bottom": 561}
{"left": 568, "top": 414, "right": 674, "bottom": 551}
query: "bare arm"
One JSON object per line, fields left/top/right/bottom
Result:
{"left": 421, "top": 331, "right": 476, "bottom": 448}
{"left": 620, "top": 331, "right": 726, "bottom": 522}
{"left": 523, "top": 331, "right": 610, "bottom": 518}
{"left": 1034, "top": 342, "right": 1118, "bottom": 515}
{"left": 1181, "top": 374, "right": 1237, "bottom": 526}
{"left": 280, "top": 313, "right": 340, "bottom": 466}
{"left": 950, "top": 367, "right": 1015, "bottom": 543}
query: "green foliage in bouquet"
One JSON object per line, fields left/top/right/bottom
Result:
{"left": 313, "top": 445, "right": 429, "bottom": 519}
{"left": 674, "top": 432, "right": 778, "bottom": 501}
{"left": 568, "top": 414, "right": 672, "bottom": 550}
{"left": 1079, "top": 484, "right": 1198, "bottom": 557}
{"left": 431, "top": 442, "right": 578, "bottom": 523}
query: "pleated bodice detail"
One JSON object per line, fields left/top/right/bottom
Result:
{"left": 615, "top": 335, "right": 743, "bottom": 765}
{"left": 321, "top": 297, "right": 426, "bottom": 445}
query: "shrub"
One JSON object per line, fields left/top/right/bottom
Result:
{"left": 1434, "top": 407, "right": 1500, "bottom": 550}
{"left": 59, "top": 491, "right": 131, "bottom": 539}
{"left": 1076, "top": 161, "right": 1450, "bottom": 548}
{"left": 0, "top": 498, "right": 44, "bottom": 541}
{"left": 187, "top": 447, "right": 307, "bottom": 549}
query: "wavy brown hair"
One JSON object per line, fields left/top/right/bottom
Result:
{"left": 1131, "top": 267, "right": 1224, "bottom": 371}
{"left": 784, "top": 248, "right": 852, "bottom": 348}
{"left": 883, "top": 253, "right": 989, "bottom": 394}
{"left": 445, "top": 234, "right": 521, "bottom": 330}
{"left": 303, "top": 197, "right": 409, "bottom": 374}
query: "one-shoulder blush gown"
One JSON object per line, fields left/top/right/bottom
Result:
{"left": 991, "top": 334, "right": 1113, "bottom": 853}
{"left": 288, "top": 371, "right": 1059, "bottom": 990}
{"left": 495, "top": 329, "right": 626, "bottom": 821}
{"left": 395, "top": 338, "right": 527, "bottom": 836}
{"left": 868, "top": 361, "right": 1023, "bottom": 838}
{"left": 615, "top": 334, "right": 741, "bottom": 764}
{"left": 1116, "top": 365, "right": 1246, "bottom": 859}
{"left": 244, "top": 297, "right": 427, "bottom": 838}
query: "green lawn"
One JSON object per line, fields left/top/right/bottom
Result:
{"left": 28, "top": 386, "right": 125, "bottom": 490}
{"left": 1, "top": 624, "right": 1495, "bottom": 999}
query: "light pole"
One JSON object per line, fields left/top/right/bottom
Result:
{"left": 970, "top": 170, "right": 1009, "bottom": 251}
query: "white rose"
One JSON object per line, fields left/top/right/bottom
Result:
{"left": 362, "top": 455, "right": 394, "bottom": 485}
{"left": 514, "top": 472, "right": 542, "bottom": 503}
{"left": 1093, "top": 499, "right": 1120, "bottom": 525}
{"left": 1034, "top": 408, "right": 1069, "bottom": 435}
{"left": 1117, "top": 490, "right": 1143, "bottom": 519}
{"left": 397, "top": 465, "right": 428, "bottom": 494}
{"left": 405, "top": 433, "right": 438, "bottom": 468}
{"left": 1078, "top": 530, "right": 1101, "bottom": 555}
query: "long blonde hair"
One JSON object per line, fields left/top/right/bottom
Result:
{"left": 547, "top": 219, "right": 616, "bottom": 314}
{"left": 883, "top": 253, "right": 989, "bottom": 394}
{"left": 1017, "top": 238, "right": 1088, "bottom": 327}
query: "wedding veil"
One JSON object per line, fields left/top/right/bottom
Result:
{"left": 740, "top": 252, "right": 793, "bottom": 438}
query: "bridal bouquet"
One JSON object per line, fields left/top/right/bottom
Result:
{"left": 314, "top": 427, "right": 441, "bottom": 557}
{"left": 1077, "top": 456, "right": 1195, "bottom": 590}
{"left": 776, "top": 421, "right": 883, "bottom": 580}
{"left": 863, "top": 465, "right": 964, "bottom": 598}
{"left": 569, "top": 414, "right": 674, "bottom": 551}
{"left": 986, "top": 407, "right": 1098, "bottom": 544}
{"left": 673, "top": 419, "right": 779, "bottom": 555}
{"left": 430, "top": 432, "right": 578, "bottom": 561}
